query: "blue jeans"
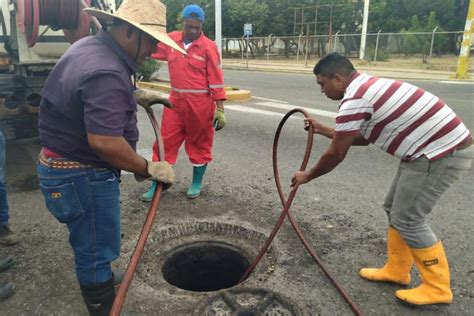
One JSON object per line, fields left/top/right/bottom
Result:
{"left": 37, "top": 163, "right": 121, "bottom": 286}
{"left": 0, "top": 130, "right": 9, "bottom": 225}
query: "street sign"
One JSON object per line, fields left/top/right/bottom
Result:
{"left": 244, "top": 23, "right": 252, "bottom": 37}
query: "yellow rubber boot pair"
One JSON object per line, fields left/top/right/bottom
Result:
{"left": 395, "top": 241, "right": 453, "bottom": 305}
{"left": 359, "top": 226, "right": 413, "bottom": 285}
{"left": 360, "top": 227, "right": 453, "bottom": 305}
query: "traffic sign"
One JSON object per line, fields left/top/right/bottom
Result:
{"left": 244, "top": 23, "right": 252, "bottom": 37}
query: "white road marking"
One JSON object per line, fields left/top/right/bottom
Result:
{"left": 226, "top": 105, "right": 291, "bottom": 118}
{"left": 439, "top": 81, "right": 474, "bottom": 85}
{"left": 137, "top": 90, "right": 336, "bottom": 119}
{"left": 139, "top": 91, "right": 336, "bottom": 119}
{"left": 255, "top": 101, "right": 337, "bottom": 118}
{"left": 252, "top": 96, "right": 289, "bottom": 103}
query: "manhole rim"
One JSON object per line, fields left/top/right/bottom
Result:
{"left": 161, "top": 240, "right": 251, "bottom": 293}
{"left": 135, "top": 221, "right": 280, "bottom": 295}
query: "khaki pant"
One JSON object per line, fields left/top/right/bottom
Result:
{"left": 383, "top": 146, "right": 473, "bottom": 248}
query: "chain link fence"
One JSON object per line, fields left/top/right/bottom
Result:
{"left": 222, "top": 30, "right": 465, "bottom": 65}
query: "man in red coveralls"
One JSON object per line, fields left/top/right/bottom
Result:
{"left": 141, "top": 4, "right": 226, "bottom": 201}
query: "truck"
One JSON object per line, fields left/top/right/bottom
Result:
{"left": 0, "top": 0, "right": 116, "bottom": 140}
{"left": 0, "top": 0, "right": 115, "bottom": 188}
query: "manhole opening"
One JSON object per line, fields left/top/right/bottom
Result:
{"left": 162, "top": 242, "right": 250, "bottom": 292}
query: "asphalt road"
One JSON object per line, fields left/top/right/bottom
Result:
{"left": 158, "top": 66, "right": 474, "bottom": 130}
{"left": 138, "top": 68, "right": 474, "bottom": 314}
{"left": 2, "top": 69, "right": 473, "bottom": 315}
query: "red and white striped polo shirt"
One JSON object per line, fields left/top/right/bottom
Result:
{"left": 335, "top": 73, "right": 471, "bottom": 161}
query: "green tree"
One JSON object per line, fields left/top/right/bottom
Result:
{"left": 137, "top": 58, "right": 161, "bottom": 81}
{"left": 156, "top": 0, "right": 462, "bottom": 56}
{"left": 368, "top": 0, "right": 462, "bottom": 33}
{"left": 367, "top": 0, "right": 410, "bottom": 32}
{"left": 401, "top": 11, "right": 448, "bottom": 62}
{"left": 222, "top": 0, "right": 269, "bottom": 37}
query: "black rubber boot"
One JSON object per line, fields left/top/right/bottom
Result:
{"left": 0, "top": 281, "right": 14, "bottom": 301}
{"left": 80, "top": 277, "right": 115, "bottom": 316}
{"left": 0, "top": 255, "right": 14, "bottom": 272}
{"left": 113, "top": 269, "right": 123, "bottom": 286}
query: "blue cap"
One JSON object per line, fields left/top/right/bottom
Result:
{"left": 182, "top": 4, "right": 205, "bottom": 22}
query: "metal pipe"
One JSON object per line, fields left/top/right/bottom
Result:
{"left": 333, "top": 30, "right": 340, "bottom": 53}
{"left": 267, "top": 34, "right": 271, "bottom": 61}
{"left": 296, "top": 33, "right": 302, "bottom": 61}
{"left": 374, "top": 29, "right": 381, "bottom": 62}
{"left": 359, "top": 0, "right": 370, "bottom": 60}
{"left": 429, "top": 26, "right": 439, "bottom": 66}
{"left": 215, "top": 0, "right": 222, "bottom": 57}
{"left": 246, "top": 35, "right": 249, "bottom": 68}
{"left": 304, "top": 23, "right": 310, "bottom": 67}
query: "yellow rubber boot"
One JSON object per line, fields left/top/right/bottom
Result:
{"left": 359, "top": 227, "right": 413, "bottom": 285}
{"left": 395, "top": 241, "right": 453, "bottom": 305}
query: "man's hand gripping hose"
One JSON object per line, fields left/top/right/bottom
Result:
{"left": 110, "top": 97, "right": 170, "bottom": 316}
{"left": 238, "top": 108, "right": 363, "bottom": 316}
{"left": 110, "top": 107, "right": 363, "bottom": 315}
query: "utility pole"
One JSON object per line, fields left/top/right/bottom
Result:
{"left": 452, "top": 0, "right": 473, "bottom": 79}
{"left": 359, "top": 0, "right": 370, "bottom": 60}
{"left": 215, "top": 0, "right": 222, "bottom": 57}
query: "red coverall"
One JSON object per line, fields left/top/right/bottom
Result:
{"left": 151, "top": 31, "right": 226, "bottom": 165}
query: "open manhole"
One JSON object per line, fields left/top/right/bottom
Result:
{"left": 162, "top": 241, "right": 250, "bottom": 292}
{"left": 193, "top": 288, "right": 303, "bottom": 315}
{"left": 137, "top": 222, "right": 278, "bottom": 294}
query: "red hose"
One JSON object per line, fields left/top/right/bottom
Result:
{"left": 109, "top": 107, "right": 363, "bottom": 315}
{"left": 240, "top": 108, "right": 363, "bottom": 315}
{"left": 109, "top": 107, "right": 165, "bottom": 316}
{"left": 63, "top": 0, "right": 92, "bottom": 43}
{"left": 24, "top": 0, "right": 40, "bottom": 47}
{"left": 17, "top": 0, "right": 91, "bottom": 47}
{"left": 39, "top": 0, "right": 80, "bottom": 29}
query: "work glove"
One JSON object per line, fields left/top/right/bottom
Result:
{"left": 147, "top": 161, "right": 175, "bottom": 183}
{"left": 135, "top": 161, "right": 175, "bottom": 184}
{"left": 213, "top": 108, "right": 226, "bottom": 131}
{"left": 134, "top": 89, "right": 173, "bottom": 109}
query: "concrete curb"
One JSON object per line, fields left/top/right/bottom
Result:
{"left": 138, "top": 81, "right": 252, "bottom": 102}
{"left": 139, "top": 81, "right": 171, "bottom": 93}
{"left": 222, "top": 64, "right": 474, "bottom": 82}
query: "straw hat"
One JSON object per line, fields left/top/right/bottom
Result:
{"left": 84, "top": 0, "right": 185, "bottom": 54}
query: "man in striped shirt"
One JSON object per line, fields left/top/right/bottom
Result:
{"left": 291, "top": 53, "right": 472, "bottom": 306}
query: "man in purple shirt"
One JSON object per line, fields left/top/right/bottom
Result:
{"left": 37, "top": 1, "right": 185, "bottom": 314}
